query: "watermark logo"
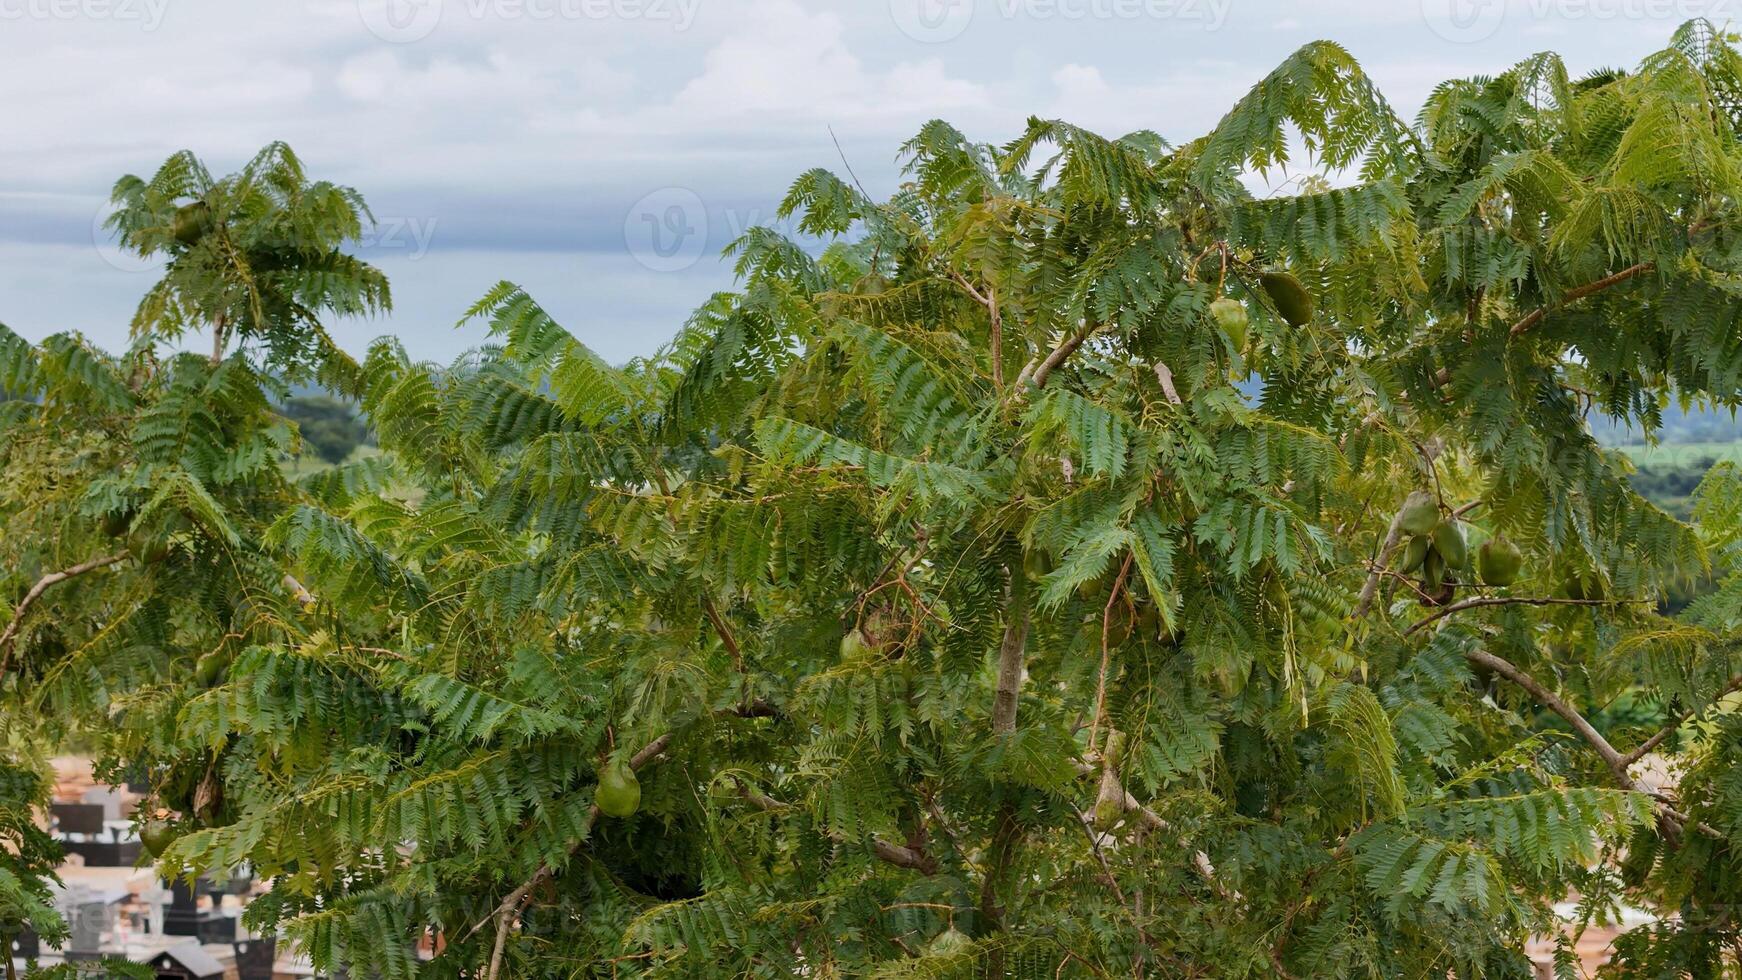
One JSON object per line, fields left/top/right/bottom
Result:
{"left": 91, "top": 202, "right": 156, "bottom": 275}
{"left": 890, "top": 0, "right": 974, "bottom": 42}
{"left": 359, "top": 0, "right": 700, "bottom": 42}
{"left": 892, "top": 0, "right": 1230, "bottom": 41}
{"left": 359, "top": 0, "right": 443, "bottom": 42}
{"left": 0, "top": 0, "right": 169, "bottom": 29}
{"left": 1421, "top": 0, "right": 1506, "bottom": 42}
{"left": 625, "top": 188, "right": 708, "bottom": 273}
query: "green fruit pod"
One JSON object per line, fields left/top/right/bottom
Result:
{"left": 839, "top": 629, "right": 875, "bottom": 663}
{"left": 172, "top": 201, "right": 212, "bottom": 246}
{"left": 1209, "top": 296, "right": 1250, "bottom": 351}
{"left": 1422, "top": 548, "right": 1445, "bottom": 594}
{"left": 1398, "top": 491, "right": 1440, "bottom": 537}
{"left": 596, "top": 760, "right": 641, "bottom": 819}
{"left": 1478, "top": 536, "right": 1524, "bottom": 587}
{"left": 1398, "top": 536, "right": 1431, "bottom": 574}
{"left": 926, "top": 927, "right": 974, "bottom": 957}
{"left": 1431, "top": 519, "right": 1469, "bottom": 570}
{"left": 139, "top": 820, "right": 178, "bottom": 858}
{"left": 1259, "top": 272, "right": 1315, "bottom": 326}
{"left": 195, "top": 651, "right": 230, "bottom": 687}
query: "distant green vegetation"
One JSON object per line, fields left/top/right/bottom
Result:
{"left": 282, "top": 395, "right": 370, "bottom": 465}
{"left": 1618, "top": 441, "right": 1742, "bottom": 468}
{"left": 1614, "top": 443, "right": 1736, "bottom": 520}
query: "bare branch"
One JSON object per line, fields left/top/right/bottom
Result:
{"left": 1352, "top": 511, "right": 1406, "bottom": 620}
{"left": 1619, "top": 673, "right": 1742, "bottom": 767}
{"left": 1017, "top": 319, "right": 1101, "bottom": 392}
{"left": 1405, "top": 595, "right": 1637, "bottom": 636}
{"left": 0, "top": 552, "right": 129, "bottom": 665}
{"left": 1509, "top": 263, "right": 1654, "bottom": 338}
{"left": 1152, "top": 362, "right": 1182, "bottom": 406}
{"left": 1090, "top": 554, "right": 1134, "bottom": 748}
{"left": 1465, "top": 648, "right": 1719, "bottom": 840}
{"left": 872, "top": 839, "right": 938, "bottom": 874}
{"left": 990, "top": 566, "right": 1030, "bottom": 735}
{"left": 700, "top": 594, "right": 746, "bottom": 674}
{"left": 734, "top": 777, "right": 937, "bottom": 873}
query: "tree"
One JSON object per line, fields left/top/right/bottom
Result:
{"left": 13, "top": 21, "right": 1742, "bottom": 978}
{"left": 0, "top": 757, "right": 66, "bottom": 980}
{"left": 105, "top": 143, "right": 390, "bottom": 373}
{"left": 281, "top": 395, "right": 369, "bottom": 465}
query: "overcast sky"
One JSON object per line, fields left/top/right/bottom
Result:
{"left": 0, "top": 0, "right": 1721, "bottom": 364}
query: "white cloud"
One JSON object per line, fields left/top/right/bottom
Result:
{"left": 672, "top": 0, "right": 986, "bottom": 117}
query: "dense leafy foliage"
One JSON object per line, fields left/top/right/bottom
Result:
{"left": 105, "top": 142, "right": 390, "bottom": 373}
{"left": 15, "top": 21, "right": 1742, "bottom": 978}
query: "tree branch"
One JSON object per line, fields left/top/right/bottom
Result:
{"left": 981, "top": 562, "right": 1031, "bottom": 933}
{"left": 0, "top": 552, "right": 129, "bottom": 665}
{"left": 990, "top": 566, "right": 1030, "bottom": 735}
{"left": 732, "top": 777, "right": 936, "bottom": 874}
{"left": 1090, "top": 554, "right": 1134, "bottom": 749}
{"left": 1404, "top": 596, "right": 1635, "bottom": 636}
{"left": 1464, "top": 648, "right": 1719, "bottom": 839}
{"left": 1619, "top": 673, "right": 1742, "bottom": 767}
{"left": 949, "top": 273, "right": 1004, "bottom": 389}
{"left": 1352, "top": 511, "right": 1407, "bottom": 620}
{"left": 700, "top": 594, "right": 746, "bottom": 674}
{"left": 871, "top": 839, "right": 938, "bottom": 874}
{"left": 1466, "top": 649, "right": 1633, "bottom": 787}
{"left": 1017, "top": 319, "right": 1101, "bottom": 392}
{"left": 1508, "top": 263, "right": 1654, "bottom": 338}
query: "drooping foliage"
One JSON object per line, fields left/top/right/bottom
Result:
{"left": 14, "top": 22, "right": 1742, "bottom": 978}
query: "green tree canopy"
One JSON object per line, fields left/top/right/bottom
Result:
{"left": 106, "top": 142, "right": 390, "bottom": 374}
{"left": 11, "top": 20, "right": 1742, "bottom": 979}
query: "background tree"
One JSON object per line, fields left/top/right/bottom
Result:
{"left": 12, "top": 21, "right": 1742, "bottom": 979}
{"left": 105, "top": 142, "right": 390, "bottom": 373}
{"left": 280, "top": 395, "right": 369, "bottom": 466}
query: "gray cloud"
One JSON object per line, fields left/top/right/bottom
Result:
{"left": 0, "top": 0, "right": 1701, "bottom": 362}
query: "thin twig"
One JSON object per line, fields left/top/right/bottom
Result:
{"left": 1072, "top": 810, "right": 1128, "bottom": 904}
{"left": 700, "top": 595, "right": 746, "bottom": 674}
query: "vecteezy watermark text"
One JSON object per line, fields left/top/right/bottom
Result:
{"left": 891, "top": 0, "right": 1231, "bottom": 44}
{"left": 1423, "top": 0, "right": 1739, "bottom": 44}
{"left": 0, "top": 0, "right": 168, "bottom": 28}
{"left": 359, "top": 0, "right": 699, "bottom": 43}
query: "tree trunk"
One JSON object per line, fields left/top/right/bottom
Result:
{"left": 3, "top": 930, "right": 16, "bottom": 980}
{"left": 990, "top": 565, "right": 1029, "bottom": 734}
{"left": 211, "top": 314, "right": 226, "bottom": 365}
{"left": 981, "top": 560, "right": 1030, "bottom": 944}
